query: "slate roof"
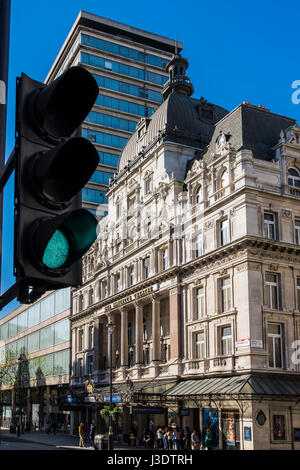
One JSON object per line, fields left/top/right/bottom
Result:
{"left": 204, "top": 103, "right": 296, "bottom": 163}
{"left": 117, "top": 92, "right": 228, "bottom": 173}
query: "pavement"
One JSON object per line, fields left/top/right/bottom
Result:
{"left": 0, "top": 428, "right": 144, "bottom": 451}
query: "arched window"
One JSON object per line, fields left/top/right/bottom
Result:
{"left": 220, "top": 168, "right": 229, "bottom": 189}
{"left": 288, "top": 168, "right": 300, "bottom": 188}
{"left": 195, "top": 186, "right": 202, "bottom": 204}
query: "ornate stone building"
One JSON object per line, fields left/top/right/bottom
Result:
{"left": 70, "top": 54, "right": 300, "bottom": 450}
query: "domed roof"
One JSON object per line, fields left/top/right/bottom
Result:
{"left": 118, "top": 92, "right": 228, "bottom": 173}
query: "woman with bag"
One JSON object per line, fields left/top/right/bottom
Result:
{"left": 191, "top": 429, "right": 200, "bottom": 450}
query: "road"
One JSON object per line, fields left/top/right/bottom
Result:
{"left": 0, "top": 438, "right": 62, "bottom": 450}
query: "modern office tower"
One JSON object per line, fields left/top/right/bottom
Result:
{"left": 45, "top": 11, "right": 181, "bottom": 218}
{"left": 0, "top": 288, "right": 71, "bottom": 430}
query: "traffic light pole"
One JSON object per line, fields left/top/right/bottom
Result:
{"left": 0, "top": 0, "right": 11, "bottom": 299}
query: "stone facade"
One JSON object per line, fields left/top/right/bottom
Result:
{"left": 70, "top": 57, "right": 300, "bottom": 449}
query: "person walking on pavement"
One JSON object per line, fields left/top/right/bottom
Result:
{"left": 90, "top": 423, "right": 96, "bottom": 448}
{"left": 191, "top": 429, "right": 200, "bottom": 450}
{"left": 204, "top": 428, "right": 214, "bottom": 450}
{"left": 52, "top": 422, "right": 57, "bottom": 435}
{"left": 184, "top": 426, "right": 191, "bottom": 450}
{"left": 45, "top": 421, "right": 51, "bottom": 435}
{"left": 78, "top": 422, "right": 85, "bottom": 448}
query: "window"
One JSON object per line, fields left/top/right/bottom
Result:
{"left": 40, "top": 325, "right": 54, "bottom": 350}
{"left": 27, "top": 331, "right": 40, "bottom": 353}
{"left": 264, "top": 212, "right": 276, "bottom": 240}
{"left": 87, "top": 356, "right": 94, "bottom": 374}
{"left": 196, "top": 286, "right": 205, "bottom": 318}
{"left": 144, "top": 257, "right": 150, "bottom": 279}
{"left": 115, "top": 274, "right": 120, "bottom": 293}
{"left": 288, "top": 168, "right": 300, "bottom": 187}
{"left": 266, "top": 273, "right": 280, "bottom": 310}
{"left": 143, "top": 320, "right": 148, "bottom": 341}
{"left": 88, "top": 326, "right": 94, "bottom": 349}
{"left": 295, "top": 219, "right": 300, "bottom": 245}
{"left": 78, "top": 329, "right": 84, "bottom": 351}
{"left": 103, "top": 281, "right": 108, "bottom": 298}
{"left": 220, "top": 277, "right": 231, "bottom": 313}
{"left": 129, "top": 267, "right": 134, "bottom": 286}
{"left": 297, "top": 277, "right": 300, "bottom": 310}
{"left": 161, "top": 249, "right": 168, "bottom": 271}
{"left": 194, "top": 332, "right": 205, "bottom": 359}
{"left": 219, "top": 219, "right": 229, "bottom": 246}
{"left": 79, "top": 294, "right": 84, "bottom": 311}
{"left": 27, "top": 304, "right": 40, "bottom": 328}
{"left": 54, "top": 319, "right": 70, "bottom": 345}
{"left": 128, "top": 196, "right": 136, "bottom": 216}
{"left": 220, "top": 169, "right": 229, "bottom": 189}
{"left": 220, "top": 326, "right": 232, "bottom": 356}
{"left": 78, "top": 358, "right": 83, "bottom": 377}
{"left": 145, "top": 178, "right": 153, "bottom": 195}
{"left": 268, "top": 323, "right": 284, "bottom": 369}
{"left": 162, "top": 343, "right": 168, "bottom": 363}
{"left": 195, "top": 186, "right": 202, "bottom": 204}
{"left": 144, "top": 346, "right": 150, "bottom": 365}
{"left": 89, "top": 290, "right": 94, "bottom": 305}
{"left": 194, "top": 232, "right": 203, "bottom": 257}
{"left": 104, "top": 60, "right": 112, "bottom": 70}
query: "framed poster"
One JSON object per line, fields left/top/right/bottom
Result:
{"left": 203, "top": 409, "right": 219, "bottom": 447}
{"left": 244, "top": 426, "right": 251, "bottom": 441}
{"left": 273, "top": 415, "right": 285, "bottom": 440}
{"left": 294, "top": 428, "right": 300, "bottom": 441}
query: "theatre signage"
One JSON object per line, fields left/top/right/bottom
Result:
{"left": 104, "top": 286, "right": 155, "bottom": 312}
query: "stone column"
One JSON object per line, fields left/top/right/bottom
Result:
{"left": 169, "top": 286, "right": 181, "bottom": 359}
{"left": 120, "top": 307, "right": 128, "bottom": 367}
{"left": 151, "top": 294, "right": 161, "bottom": 362}
{"left": 71, "top": 328, "right": 77, "bottom": 380}
{"left": 135, "top": 301, "right": 143, "bottom": 365}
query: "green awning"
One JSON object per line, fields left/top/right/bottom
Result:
{"left": 162, "top": 374, "right": 300, "bottom": 398}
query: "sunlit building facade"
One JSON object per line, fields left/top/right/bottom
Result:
{"left": 70, "top": 52, "right": 300, "bottom": 450}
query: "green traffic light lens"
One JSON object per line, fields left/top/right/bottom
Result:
{"left": 42, "top": 229, "right": 69, "bottom": 269}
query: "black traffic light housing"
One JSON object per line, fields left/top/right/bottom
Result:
{"left": 14, "top": 66, "right": 100, "bottom": 302}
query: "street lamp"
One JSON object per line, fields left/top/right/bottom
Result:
{"left": 107, "top": 320, "right": 114, "bottom": 450}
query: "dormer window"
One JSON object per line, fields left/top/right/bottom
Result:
{"left": 138, "top": 125, "right": 146, "bottom": 139}
{"left": 288, "top": 168, "right": 300, "bottom": 188}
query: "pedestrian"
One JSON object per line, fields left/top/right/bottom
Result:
{"left": 191, "top": 429, "right": 200, "bottom": 450}
{"left": 90, "top": 423, "right": 96, "bottom": 448}
{"left": 184, "top": 426, "right": 191, "bottom": 450}
{"left": 156, "top": 426, "right": 163, "bottom": 449}
{"left": 173, "top": 427, "right": 180, "bottom": 450}
{"left": 162, "top": 428, "right": 169, "bottom": 450}
{"left": 78, "top": 422, "right": 85, "bottom": 448}
{"left": 46, "top": 421, "right": 51, "bottom": 435}
{"left": 84, "top": 423, "right": 91, "bottom": 447}
{"left": 143, "top": 431, "right": 151, "bottom": 448}
{"left": 204, "top": 428, "right": 214, "bottom": 450}
{"left": 52, "top": 422, "right": 57, "bottom": 435}
{"left": 167, "top": 427, "right": 174, "bottom": 450}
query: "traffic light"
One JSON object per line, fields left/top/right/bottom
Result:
{"left": 14, "top": 66, "right": 100, "bottom": 303}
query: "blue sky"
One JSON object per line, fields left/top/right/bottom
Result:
{"left": 1, "top": 0, "right": 300, "bottom": 316}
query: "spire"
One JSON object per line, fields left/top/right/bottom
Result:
{"left": 162, "top": 53, "right": 194, "bottom": 100}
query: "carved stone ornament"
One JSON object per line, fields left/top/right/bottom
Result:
{"left": 281, "top": 209, "right": 292, "bottom": 218}
{"left": 269, "top": 263, "right": 279, "bottom": 271}
{"left": 216, "top": 131, "right": 231, "bottom": 155}
{"left": 204, "top": 220, "right": 214, "bottom": 231}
